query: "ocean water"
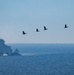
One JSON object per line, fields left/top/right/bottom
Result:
{"left": 0, "top": 44, "right": 74, "bottom": 75}
{"left": 9, "top": 44, "right": 74, "bottom": 55}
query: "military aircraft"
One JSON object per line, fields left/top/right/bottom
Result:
{"left": 44, "top": 26, "right": 48, "bottom": 30}
{"left": 36, "top": 28, "right": 39, "bottom": 32}
{"left": 22, "top": 31, "right": 27, "bottom": 35}
{"left": 64, "top": 24, "right": 68, "bottom": 28}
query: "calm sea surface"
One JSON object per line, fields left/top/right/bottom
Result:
{"left": 9, "top": 44, "right": 74, "bottom": 55}
{"left": 0, "top": 44, "right": 74, "bottom": 75}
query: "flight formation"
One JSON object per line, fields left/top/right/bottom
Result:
{"left": 64, "top": 24, "right": 68, "bottom": 28}
{"left": 22, "top": 24, "right": 68, "bottom": 35}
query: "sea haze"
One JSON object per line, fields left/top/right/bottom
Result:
{"left": 8, "top": 44, "right": 74, "bottom": 55}
{"left": 0, "top": 44, "right": 74, "bottom": 75}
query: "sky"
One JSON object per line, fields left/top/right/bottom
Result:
{"left": 0, "top": 0, "right": 74, "bottom": 43}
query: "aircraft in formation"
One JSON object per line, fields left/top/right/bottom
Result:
{"left": 22, "top": 24, "right": 68, "bottom": 35}
{"left": 36, "top": 28, "right": 39, "bottom": 32}
{"left": 22, "top": 31, "right": 27, "bottom": 35}
{"left": 44, "top": 26, "right": 48, "bottom": 30}
{"left": 36, "top": 26, "right": 48, "bottom": 32}
{"left": 64, "top": 24, "right": 68, "bottom": 28}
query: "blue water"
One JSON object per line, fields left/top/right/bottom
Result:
{"left": 9, "top": 44, "right": 74, "bottom": 55}
{"left": 0, "top": 44, "right": 74, "bottom": 75}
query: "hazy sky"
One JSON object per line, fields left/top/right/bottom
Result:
{"left": 0, "top": 0, "right": 74, "bottom": 43}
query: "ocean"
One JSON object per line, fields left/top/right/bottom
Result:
{"left": 9, "top": 44, "right": 74, "bottom": 55}
{"left": 0, "top": 44, "right": 74, "bottom": 75}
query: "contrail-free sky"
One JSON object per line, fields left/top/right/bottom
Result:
{"left": 0, "top": 0, "right": 74, "bottom": 43}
